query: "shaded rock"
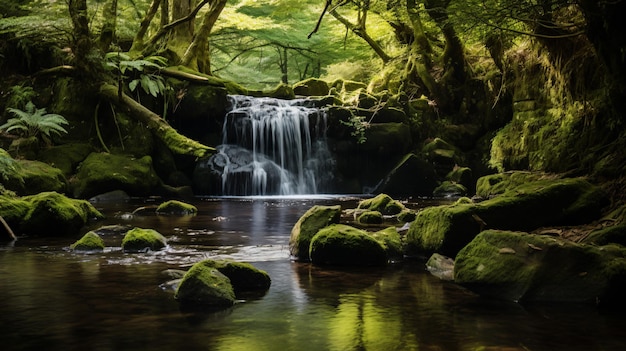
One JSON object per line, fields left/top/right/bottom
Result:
{"left": 121, "top": 227, "right": 167, "bottom": 252}
{"left": 293, "top": 78, "right": 330, "bottom": 96}
{"left": 475, "top": 171, "right": 557, "bottom": 198}
{"left": 583, "top": 205, "right": 626, "bottom": 246}
{"left": 309, "top": 224, "right": 387, "bottom": 266}
{"left": 426, "top": 253, "right": 455, "bottom": 281}
{"left": 88, "top": 190, "right": 130, "bottom": 203}
{"left": 3, "top": 159, "right": 67, "bottom": 195}
{"left": 406, "top": 177, "right": 608, "bottom": 257}
{"left": 72, "top": 152, "right": 160, "bottom": 199}
{"left": 19, "top": 192, "right": 104, "bottom": 236}
{"left": 357, "top": 210, "right": 383, "bottom": 225}
{"left": 199, "top": 259, "right": 271, "bottom": 293}
{"left": 422, "top": 138, "right": 461, "bottom": 177}
{"left": 454, "top": 230, "right": 626, "bottom": 305}
{"left": 358, "top": 193, "right": 405, "bottom": 215}
{"left": 446, "top": 166, "right": 473, "bottom": 191}
{"left": 433, "top": 181, "right": 467, "bottom": 197}
{"left": 370, "top": 226, "right": 403, "bottom": 261}
{"left": 92, "top": 224, "right": 133, "bottom": 236}
{"left": 70, "top": 231, "right": 105, "bottom": 252}
{"left": 289, "top": 205, "right": 342, "bottom": 261}
{"left": 175, "top": 263, "right": 236, "bottom": 309}
{"left": 397, "top": 210, "right": 417, "bottom": 223}
{"left": 374, "top": 154, "right": 438, "bottom": 197}
{"left": 361, "top": 123, "right": 412, "bottom": 158}
{"left": 156, "top": 200, "right": 197, "bottom": 215}
{"left": 37, "top": 143, "right": 94, "bottom": 176}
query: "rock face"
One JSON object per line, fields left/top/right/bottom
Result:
{"left": 289, "top": 205, "right": 341, "bottom": 261}
{"left": 309, "top": 224, "right": 387, "bottom": 266}
{"left": 121, "top": 227, "right": 167, "bottom": 252}
{"left": 454, "top": 230, "right": 626, "bottom": 305}
{"left": 70, "top": 231, "right": 105, "bottom": 251}
{"left": 71, "top": 152, "right": 161, "bottom": 199}
{"left": 374, "top": 154, "right": 438, "bottom": 197}
{"left": 156, "top": 200, "right": 197, "bottom": 215}
{"left": 406, "top": 177, "right": 608, "bottom": 257}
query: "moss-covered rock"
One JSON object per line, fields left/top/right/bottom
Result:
{"left": 289, "top": 205, "right": 341, "bottom": 261}
{"left": 198, "top": 259, "right": 271, "bottom": 293}
{"left": 475, "top": 171, "right": 557, "bottom": 198}
{"left": 37, "top": 143, "right": 94, "bottom": 176}
{"left": 9, "top": 160, "right": 67, "bottom": 195}
{"left": 121, "top": 227, "right": 167, "bottom": 252}
{"left": 370, "top": 226, "right": 403, "bottom": 261}
{"left": 175, "top": 262, "right": 236, "bottom": 309}
{"left": 309, "top": 224, "right": 387, "bottom": 266}
{"left": 374, "top": 154, "right": 438, "bottom": 197}
{"left": 71, "top": 152, "right": 161, "bottom": 199}
{"left": 155, "top": 200, "right": 197, "bottom": 215}
{"left": 446, "top": 167, "right": 473, "bottom": 191}
{"left": 357, "top": 210, "right": 383, "bottom": 225}
{"left": 426, "top": 253, "right": 455, "bottom": 281}
{"left": 454, "top": 230, "right": 626, "bottom": 305}
{"left": 406, "top": 177, "right": 608, "bottom": 257}
{"left": 433, "top": 181, "right": 467, "bottom": 197}
{"left": 583, "top": 205, "right": 626, "bottom": 246}
{"left": 70, "top": 231, "right": 105, "bottom": 251}
{"left": 293, "top": 78, "right": 330, "bottom": 96}
{"left": 397, "top": 210, "right": 417, "bottom": 222}
{"left": 18, "top": 192, "right": 103, "bottom": 236}
{"left": 358, "top": 193, "right": 405, "bottom": 215}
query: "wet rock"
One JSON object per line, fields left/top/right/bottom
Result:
{"left": 175, "top": 263, "right": 236, "bottom": 309}
{"left": 309, "top": 224, "right": 387, "bottom": 266}
{"left": 426, "top": 253, "right": 455, "bottom": 281}
{"left": 374, "top": 154, "right": 438, "bottom": 197}
{"left": 71, "top": 152, "right": 160, "bottom": 199}
{"left": 199, "top": 259, "right": 271, "bottom": 293}
{"left": 121, "top": 227, "right": 167, "bottom": 252}
{"left": 88, "top": 190, "right": 130, "bottom": 203}
{"left": 357, "top": 193, "right": 405, "bottom": 215}
{"left": 70, "top": 231, "right": 104, "bottom": 252}
{"left": 406, "top": 177, "right": 608, "bottom": 257}
{"left": 455, "top": 230, "right": 626, "bottom": 305}
{"left": 289, "top": 205, "right": 341, "bottom": 261}
{"left": 156, "top": 200, "right": 197, "bottom": 215}
{"left": 357, "top": 210, "right": 383, "bottom": 225}
{"left": 433, "top": 181, "right": 467, "bottom": 197}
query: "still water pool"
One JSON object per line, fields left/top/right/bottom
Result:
{"left": 1, "top": 196, "right": 625, "bottom": 351}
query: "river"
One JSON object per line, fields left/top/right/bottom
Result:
{"left": 1, "top": 196, "right": 625, "bottom": 350}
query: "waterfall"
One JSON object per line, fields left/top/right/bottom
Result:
{"left": 201, "top": 95, "right": 334, "bottom": 196}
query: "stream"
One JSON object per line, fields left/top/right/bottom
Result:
{"left": 1, "top": 196, "right": 626, "bottom": 351}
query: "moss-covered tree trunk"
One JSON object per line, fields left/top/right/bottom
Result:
{"left": 129, "top": 0, "right": 161, "bottom": 53}
{"left": 181, "top": 0, "right": 227, "bottom": 74}
{"left": 98, "top": 0, "right": 118, "bottom": 53}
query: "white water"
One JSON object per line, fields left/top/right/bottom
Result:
{"left": 211, "top": 95, "right": 334, "bottom": 196}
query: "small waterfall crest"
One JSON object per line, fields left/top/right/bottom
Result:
{"left": 202, "top": 95, "right": 334, "bottom": 196}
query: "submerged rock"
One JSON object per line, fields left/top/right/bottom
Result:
{"left": 289, "top": 205, "right": 341, "bottom": 261}
{"left": 309, "top": 224, "right": 387, "bottom": 266}
{"left": 406, "top": 177, "right": 608, "bottom": 257}
{"left": 121, "top": 227, "right": 167, "bottom": 252}
{"left": 70, "top": 231, "right": 105, "bottom": 252}
{"left": 454, "top": 230, "right": 626, "bottom": 305}
{"left": 156, "top": 200, "right": 198, "bottom": 215}
{"left": 426, "top": 253, "right": 455, "bottom": 281}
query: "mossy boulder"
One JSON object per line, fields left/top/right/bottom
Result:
{"left": 289, "top": 205, "right": 342, "bottom": 261}
{"left": 360, "top": 123, "right": 412, "bottom": 157}
{"left": 357, "top": 210, "right": 383, "bottom": 225}
{"left": 406, "top": 177, "right": 608, "bottom": 257}
{"left": 446, "top": 167, "right": 473, "bottom": 191}
{"left": 398, "top": 210, "right": 417, "bottom": 222}
{"left": 370, "top": 226, "right": 403, "bottom": 261}
{"left": 309, "top": 224, "right": 387, "bottom": 266}
{"left": 175, "top": 262, "right": 236, "bottom": 309}
{"left": 70, "top": 231, "right": 105, "bottom": 252}
{"left": 293, "top": 78, "right": 330, "bottom": 96}
{"left": 197, "top": 259, "right": 271, "bottom": 293}
{"left": 2, "top": 159, "right": 67, "bottom": 195}
{"left": 583, "top": 205, "right": 626, "bottom": 246}
{"left": 121, "top": 227, "right": 167, "bottom": 252}
{"left": 358, "top": 193, "right": 405, "bottom": 215}
{"left": 422, "top": 138, "right": 461, "bottom": 176}
{"left": 155, "top": 200, "right": 197, "bottom": 215}
{"left": 72, "top": 152, "right": 161, "bottom": 199}
{"left": 455, "top": 230, "right": 626, "bottom": 305}
{"left": 19, "top": 192, "right": 104, "bottom": 236}
{"left": 374, "top": 154, "right": 438, "bottom": 197}
{"left": 475, "top": 171, "right": 557, "bottom": 198}
{"left": 433, "top": 181, "right": 467, "bottom": 197}
{"left": 37, "top": 143, "right": 94, "bottom": 176}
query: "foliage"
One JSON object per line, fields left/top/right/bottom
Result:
{"left": 0, "top": 150, "right": 21, "bottom": 183}
{"left": 1, "top": 101, "right": 68, "bottom": 144}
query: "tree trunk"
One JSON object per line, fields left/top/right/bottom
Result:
{"left": 181, "top": 0, "right": 227, "bottom": 74}
{"left": 68, "top": 0, "right": 94, "bottom": 75}
{"left": 99, "top": 83, "right": 214, "bottom": 157}
{"left": 98, "top": 0, "right": 118, "bottom": 53}
{"left": 330, "top": 9, "right": 391, "bottom": 64}
{"left": 130, "top": 0, "right": 161, "bottom": 53}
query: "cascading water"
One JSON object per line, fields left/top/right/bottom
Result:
{"left": 200, "top": 95, "right": 334, "bottom": 196}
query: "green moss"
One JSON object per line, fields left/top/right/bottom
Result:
{"left": 175, "top": 262, "right": 236, "bottom": 308}
{"left": 72, "top": 152, "right": 161, "bottom": 198}
{"left": 0, "top": 194, "right": 30, "bottom": 229}
{"left": 289, "top": 205, "right": 342, "bottom": 261}
{"left": 37, "top": 143, "right": 94, "bottom": 176}
{"left": 370, "top": 226, "right": 403, "bottom": 260}
{"left": 358, "top": 193, "right": 405, "bottom": 215}
{"left": 12, "top": 160, "right": 67, "bottom": 195}
{"left": 433, "top": 181, "right": 467, "bottom": 197}
{"left": 357, "top": 210, "right": 383, "bottom": 225}
{"left": 198, "top": 260, "right": 271, "bottom": 292}
{"left": 475, "top": 171, "right": 555, "bottom": 198}
{"left": 20, "top": 192, "right": 104, "bottom": 236}
{"left": 156, "top": 200, "right": 197, "bottom": 215}
{"left": 309, "top": 224, "right": 387, "bottom": 266}
{"left": 397, "top": 209, "right": 416, "bottom": 222}
{"left": 70, "top": 231, "right": 105, "bottom": 251}
{"left": 121, "top": 227, "right": 167, "bottom": 252}
{"left": 293, "top": 78, "right": 330, "bottom": 96}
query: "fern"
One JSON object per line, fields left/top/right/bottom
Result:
{"left": 0, "top": 151, "right": 22, "bottom": 184}
{"left": 1, "top": 101, "right": 69, "bottom": 145}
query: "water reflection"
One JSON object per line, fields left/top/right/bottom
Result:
{"left": 1, "top": 197, "right": 626, "bottom": 351}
